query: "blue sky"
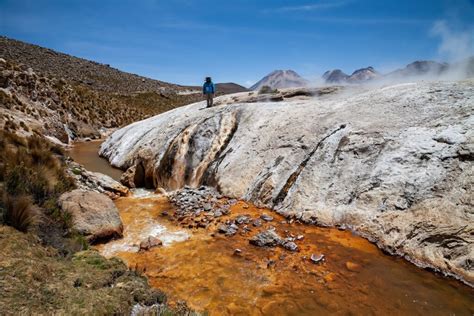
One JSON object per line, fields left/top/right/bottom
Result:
{"left": 1, "top": 0, "right": 474, "bottom": 86}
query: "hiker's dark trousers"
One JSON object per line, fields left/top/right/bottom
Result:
{"left": 205, "top": 93, "right": 214, "bottom": 107}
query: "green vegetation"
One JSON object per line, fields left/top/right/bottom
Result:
{"left": 0, "top": 226, "right": 174, "bottom": 315}
{"left": 258, "top": 85, "right": 279, "bottom": 94}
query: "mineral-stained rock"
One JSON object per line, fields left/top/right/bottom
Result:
{"left": 100, "top": 81, "right": 474, "bottom": 285}
{"left": 345, "top": 261, "right": 361, "bottom": 272}
{"left": 139, "top": 237, "right": 163, "bottom": 251}
{"left": 58, "top": 189, "right": 123, "bottom": 242}
{"left": 249, "top": 229, "right": 282, "bottom": 247}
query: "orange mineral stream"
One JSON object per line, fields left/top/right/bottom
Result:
{"left": 96, "top": 194, "right": 474, "bottom": 315}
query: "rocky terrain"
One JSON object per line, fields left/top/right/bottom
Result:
{"left": 250, "top": 70, "right": 309, "bottom": 90}
{"left": 100, "top": 80, "right": 474, "bottom": 286}
{"left": 0, "top": 37, "right": 186, "bottom": 94}
{"left": 0, "top": 37, "right": 248, "bottom": 143}
{"left": 0, "top": 37, "right": 248, "bottom": 95}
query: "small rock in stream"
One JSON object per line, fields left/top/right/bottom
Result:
{"left": 252, "top": 219, "right": 263, "bottom": 227}
{"left": 249, "top": 229, "right": 282, "bottom": 247}
{"left": 282, "top": 241, "right": 298, "bottom": 252}
{"left": 217, "top": 224, "right": 238, "bottom": 236}
{"left": 235, "top": 215, "right": 251, "bottom": 225}
{"left": 260, "top": 214, "right": 274, "bottom": 222}
{"left": 310, "top": 253, "right": 325, "bottom": 264}
{"left": 345, "top": 261, "right": 362, "bottom": 272}
{"left": 139, "top": 237, "right": 163, "bottom": 251}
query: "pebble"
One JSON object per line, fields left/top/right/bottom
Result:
{"left": 282, "top": 241, "right": 298, "bottom": 252}
{"left": 345, "top": 261, "right": 361, "bottom": 272}
{"left": 218, "top": 223, "right": 238, "bottom": 236}
{"left": 139, "top": 236, "right": 163, "bottom": 251}
{"left": 235, "top": 215, "right": 251, "bottom": 225}
{"left": 267, "top": 259, "right": 276, "bottom": 268}
{"left": 252, "top": 219, "right": 263, "bottom": 227}
{"left": 260, "top": 214, "right": 274, "bottom": 222}
{"left": 310, "top": 253, "right": 325, "bottom": 264}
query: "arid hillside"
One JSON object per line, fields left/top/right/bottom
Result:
{"left": 0, "top": 37, "right": 247, "bottom": 143}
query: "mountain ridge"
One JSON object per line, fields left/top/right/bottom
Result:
{"left": 250, "top": 69, "right": 309, "bottom": 90}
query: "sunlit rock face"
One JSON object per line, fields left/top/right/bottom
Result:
{"left": 100, "top": 81, "right": 474, "bottom": 285}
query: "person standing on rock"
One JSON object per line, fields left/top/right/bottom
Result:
{"left": 203, "top": 77, "right": 215, "bottom": 108}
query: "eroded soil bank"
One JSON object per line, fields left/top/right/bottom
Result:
{"left": 97, "top": 193, "right": 474, "bottom": 315}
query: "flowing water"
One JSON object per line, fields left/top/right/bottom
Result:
{"left": 67, "top": 140, "right": 123, "bottom": 181}
{"left": 72, "top": 141, "right": 474, "bottom": 315}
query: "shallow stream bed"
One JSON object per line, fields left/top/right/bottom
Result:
{"left": 71, "top": 140, "right": 474, "bottom": 315}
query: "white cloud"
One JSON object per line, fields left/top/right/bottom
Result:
{"left": 267, "top": 1, "right": 349, "bottom": 13}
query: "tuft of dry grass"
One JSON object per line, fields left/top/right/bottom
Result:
{"left": 0, "top": 131, "right": 76, "bottom": 231}
{"left": 2, "top": 194, "right": 41, "bottom": 232}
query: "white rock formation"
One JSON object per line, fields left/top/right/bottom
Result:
{"left": 100, "top": 80, "right": 474, "bottom": 285}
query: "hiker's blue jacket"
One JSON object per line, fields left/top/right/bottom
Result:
{"left": 203, "top": 82, "right": 215, "bottom": 94}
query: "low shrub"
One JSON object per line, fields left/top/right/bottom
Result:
{"left": 259, "top": 85, "right": 278, "bottom": 94}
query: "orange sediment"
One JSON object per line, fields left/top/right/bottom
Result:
{"left": 98, "top": 195, "right": 474, "bottom": 315}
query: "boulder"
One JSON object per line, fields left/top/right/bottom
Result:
{"left": 58, "top": 189, "right": 123, "bottom": 242}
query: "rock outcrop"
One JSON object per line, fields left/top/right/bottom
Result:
{"left": 68, "top": 161, "right": 129, "bottom": 199}
{"left": 100, "top": 80, "right": 474, "bottom": 285}
{"left": 58, "top": 189, "right": 123, "bottom": 242}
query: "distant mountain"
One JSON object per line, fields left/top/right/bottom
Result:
{"left": 348, "top": 66, "right": 379, "bottom": 82}
{"left": 322, "top": 59, "right": 474, "bottom": 84}
{"left": 250, "top": 70, "right": 308, "bottom": 91}
{"left": 215, "top": 82, "right": 249, "bottom": 94}
{"left": 323, "top": 67, "right": 378, "bottom": 84}
{"left": 386, "top": 61, "right": 448, "bottom": 79}
{"left": 322, "top": 69, "right": 349, "bottom": 83}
